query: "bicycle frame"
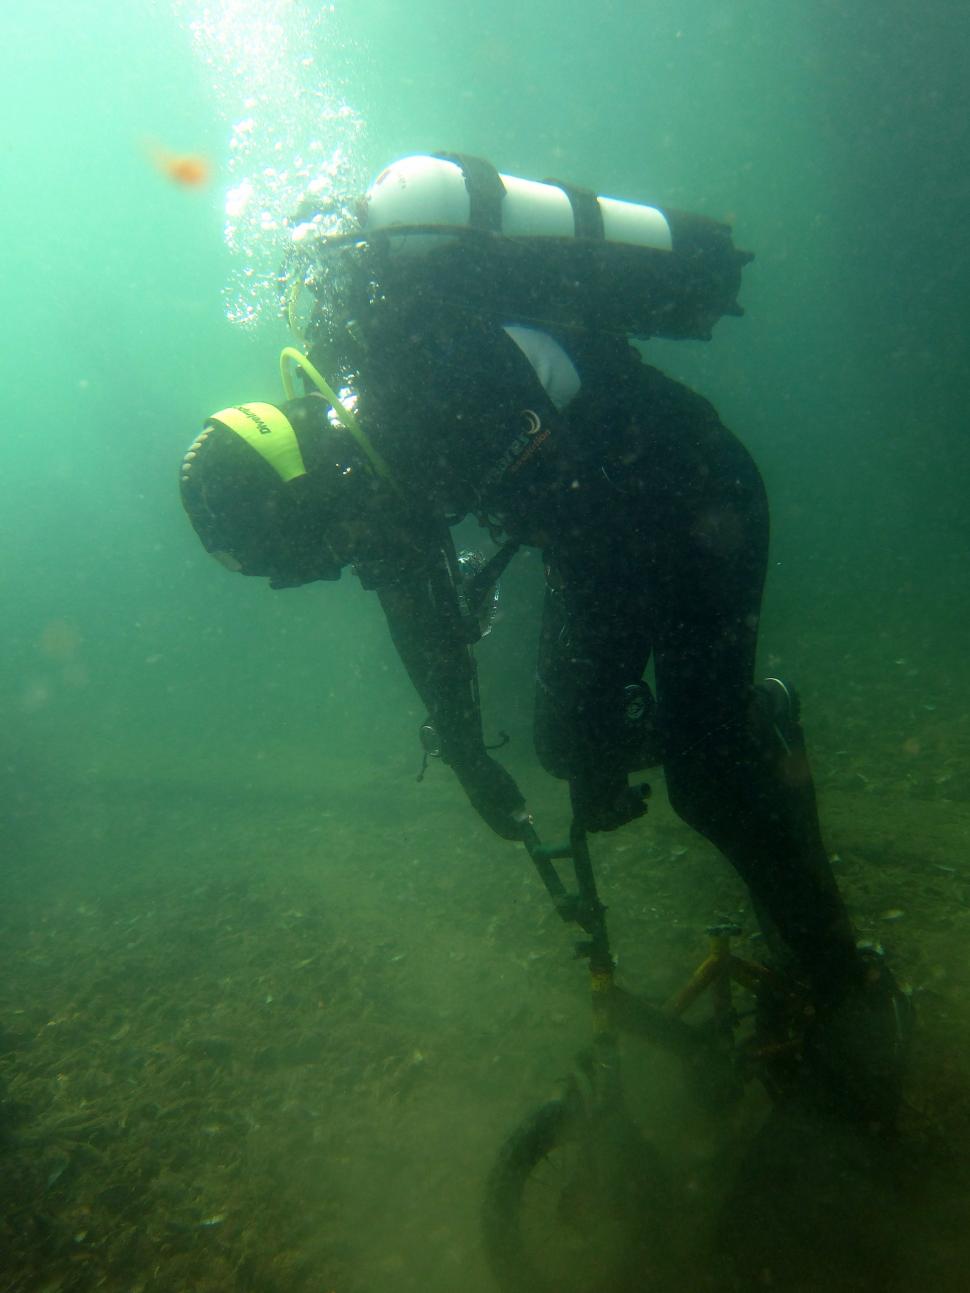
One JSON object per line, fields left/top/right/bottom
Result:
{"left": 482, "top": 821, "right": 821, "bottom": 1293}
{"left": 518, "top": 819, "right": 805, "bottom": 1106}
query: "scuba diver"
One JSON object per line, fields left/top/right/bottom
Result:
{"left": 179, "top": 153, "right": 908, "bottom": 1128}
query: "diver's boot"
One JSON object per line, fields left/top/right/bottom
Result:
{"left": 801, "top": 944, "right": 914, "bottom": 1135}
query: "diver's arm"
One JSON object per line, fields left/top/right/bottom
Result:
{"left": 376, "top": 557, "right": 526, "bottom": 839}
{"left": 377, "top": 567, "right": 483, "bottom": 755}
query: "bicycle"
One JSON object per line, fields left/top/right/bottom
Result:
{"left": 481, "top": 816, "right": 813, "bottom": 1293}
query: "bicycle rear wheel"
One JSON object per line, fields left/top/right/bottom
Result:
{"left": 482, "top": 1096, "right": 671, "bottom": 1293}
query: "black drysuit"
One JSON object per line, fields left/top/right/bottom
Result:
{"left": 313, "top": 312, "right": 857, "bottom": 998}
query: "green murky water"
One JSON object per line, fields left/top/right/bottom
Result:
{"left": 3, "top": 2, "right": 969, "bottom": 1288}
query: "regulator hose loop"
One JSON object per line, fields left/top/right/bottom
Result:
{"left": 279, "top": 346, "right": 401, "bottom": 493}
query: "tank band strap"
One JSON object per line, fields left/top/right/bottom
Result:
{"left": 546, "top": 179, "right": 605, "bottom": 240}
{"left": 433, "top": 151, "right": 507, "bottom": 232}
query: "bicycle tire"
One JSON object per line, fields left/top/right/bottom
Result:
{"left": 482, "top": 1097, "right": 669, "bottom": 1293}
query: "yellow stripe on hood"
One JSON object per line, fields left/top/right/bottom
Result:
{"left": 207, "top": 403, "right": 307, "bottom": 483}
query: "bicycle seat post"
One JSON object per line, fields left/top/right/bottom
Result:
{"left": 666, "top": 921, "right": 743, "bottom": 1020}
{"left": 706, "top": 922, "right": 743, "bottom": 1029}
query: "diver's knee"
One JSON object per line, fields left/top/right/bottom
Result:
{"left": 664, "top": 674, "right": 815, "bottom": 834}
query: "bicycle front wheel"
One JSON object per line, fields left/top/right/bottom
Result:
{"left": 482, "top": 1097, "right": 670, "bottom": 1293}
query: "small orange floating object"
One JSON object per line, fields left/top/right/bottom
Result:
{"left": 143, "top": 137, "right": 212, "bottom": 188}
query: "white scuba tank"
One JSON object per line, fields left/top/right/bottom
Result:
{"left": 364, "top": 153, "right": 674, "bottom": 254}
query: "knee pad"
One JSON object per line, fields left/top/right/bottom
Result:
{"left": 533, "top": 678, "right": 662, "bottom": 780}
{"left": 754, "top": 676, "right": 804, "bottom": 755}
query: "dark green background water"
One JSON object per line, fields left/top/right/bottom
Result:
{"left": 2, "top": 3, "right": 969, "bottom": 1290}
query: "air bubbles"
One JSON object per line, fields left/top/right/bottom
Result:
{"left": 175, "top": 0, "right": 366, "bottom": 329}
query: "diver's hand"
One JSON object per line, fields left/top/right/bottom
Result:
{"left": 451, "top": 751, "right": 527, "bottom": 841}
{"left": 570, "top": 770, "right": 650, "bottom": 833}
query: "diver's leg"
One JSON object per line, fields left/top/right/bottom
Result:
{"left": 650, "top": 427, "right": 859, "bottom": 1002}
{"left": 649, "top": 415, "right": 910, "bottom": 1127}
{"left": 533, "top": 581, "right": 575, "bottom": 781}
{"left": 533, "top": 573, "right": 658, "bottom": 782}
